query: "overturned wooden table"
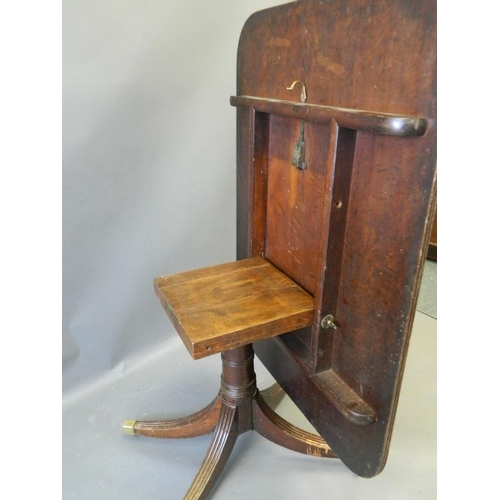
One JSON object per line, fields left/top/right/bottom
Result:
{"left": 123, "top": 1, "right": 436, "bottom": 498}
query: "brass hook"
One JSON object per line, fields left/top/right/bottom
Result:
{"left": 286, "top": 80, "right": 307, "bottom": 103}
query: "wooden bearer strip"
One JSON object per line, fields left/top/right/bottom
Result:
{"left": 230, "top": 95, "right": 427, "bottom": 137}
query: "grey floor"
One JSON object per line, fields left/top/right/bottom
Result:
{"left": 63, "top": 260, "right": 437, "bottom": 499}
{"left": 416, "top": 259, "right": 437, "bottom": 319}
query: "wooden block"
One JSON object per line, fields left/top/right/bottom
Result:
{"left": 154, "top": 256, "right": 314, "bottom": 359}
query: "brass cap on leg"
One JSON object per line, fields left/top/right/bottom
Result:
{"left": 122, "top": 420, "right": 137, "bottom": 435}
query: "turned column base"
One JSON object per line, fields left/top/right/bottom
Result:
{"left": 123, "top": 346, "right": 337, "bottom": 500}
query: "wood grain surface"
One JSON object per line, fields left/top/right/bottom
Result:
{"left": 154, "top": 256, "right": 314, "bottom": 359}
{"left": 235, "top": 0, "right": 437, "bottom": 478}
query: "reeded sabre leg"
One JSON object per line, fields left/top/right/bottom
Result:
{"left": 259, "top": 382, "right": 286, "bottom": 409}
{"left": 123, "top": 394, "right": 222, "bottom": 439}
{"left": 123, "top": 346, "right": 337, "bottom": 500}
{"left": 253, "top": 392, "right": 338, "bottom": 458}
{"left": 183, "top": 403, "right": 239, "bottom": 500}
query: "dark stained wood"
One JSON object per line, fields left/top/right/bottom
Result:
{"left": 251, "top": 112, "right": 270, "bottom": 256}
{"left": 183, "top": 403, "right": 239, "bottom": 500}
{"left": 236, "top": 1, "right": 435, "bottom": 117}
{"left": 236, "top": 109, "right": 270, "bottom": 260}
{"left": 131, "top": 396, "right": 222, "bottom": 439}
{"left": 126, "top": 0, "right": 437, "bottom": 495}
{"left": 128, "top": 384, "right": 284, "bottom": 440}
{"left": 154, "top": 256, "right": 314, "bottom": 359}
{"left": 253, "top": 391, "right": 337, "bottom": 458}
{"left": 265, "top": 115, "right": 331, "bottom": 294}
{"left": 237, "top": 0, "right": 437, "bottom": 478}
{"left": 235, "top": 105, "right": 255, "bottom": 260}
{"left": 311, "top": 127, "right": 357, "bottom": 373}
{"left": 258, "top": 381, "right": 286, "bottom": 408}
{"left": 428, "top": 206, "right": 437, "bottom": 260}
{"left": 313, "top": 368, "right": 376, "bottom": 425}
{"left": 125, "top": 345, "right": 340, "bottom": 499}
{"left": 230, "top": 95, "right": 428, "bottom": 136}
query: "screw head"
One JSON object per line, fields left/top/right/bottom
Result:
{"left": 321, "top": 314, "right": 338, "bottom": 329}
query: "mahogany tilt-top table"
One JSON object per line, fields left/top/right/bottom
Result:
{"left": 123, "top": 1, "right": 437, "bottom": 498}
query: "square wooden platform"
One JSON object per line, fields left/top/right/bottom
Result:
{"left": 154, "top": 256, "right": 314, "bottom": 359}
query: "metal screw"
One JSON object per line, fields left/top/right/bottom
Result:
{"left": 321, "top": 314, "right": 338, "bottom": 329}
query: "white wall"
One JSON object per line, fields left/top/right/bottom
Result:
{"left": 62, "top": 0, "right": 284, "bottom": 394}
